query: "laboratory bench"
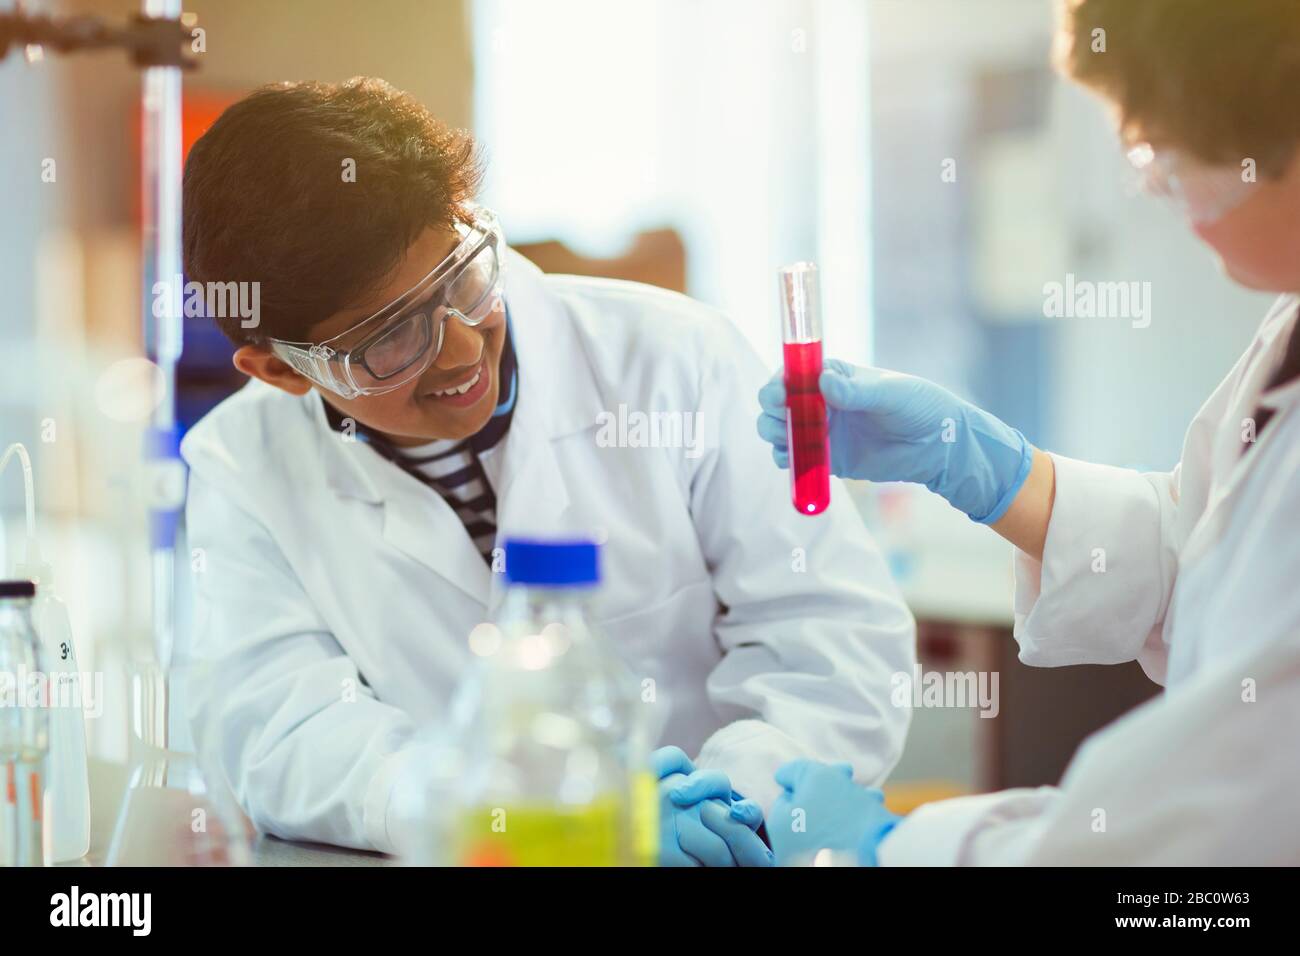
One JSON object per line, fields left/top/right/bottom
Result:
{"left": 75, "top": 758, "right": 392, "bottom": 867}
{"left": 64, "top": 485, "right": 1154, "bottom": 865}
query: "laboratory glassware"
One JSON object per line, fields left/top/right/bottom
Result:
{"left": 428, "top": 538, "right": 656, "bottom": 866}
{"left": 2, "top": 442, "right": 92, "bottom": 863}
{"left": 27, "top": 576, "right": 91, "bottom": 863}
{"left": 779, "top": 263, "right": 831, "bottom": 515}
{"left": 2, "top": 5, "right": 220, "bottom": 866}
{"left": 105, "top": 658, "right": 252, "bottom": 867}
{"left": 0, "top": 580, "right": 48, "bottom": 866}
{"left": 106, "top": 0, "right": 253, "bottom": 867}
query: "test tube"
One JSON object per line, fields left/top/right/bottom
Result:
{"left": 778, "top": 263, "right": 831, "bottom": 516}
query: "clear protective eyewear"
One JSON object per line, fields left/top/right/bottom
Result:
{"left": 268, "top": 206, "right": 505, "bottom": 399}
{"left": 1125, "top": 143, "right": 1257, "bottom": 225}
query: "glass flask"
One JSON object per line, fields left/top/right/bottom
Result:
{"left": 104, "top": 660, "right": 252, "bottom": 866}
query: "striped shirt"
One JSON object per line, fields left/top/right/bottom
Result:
{"left": 324, "top": 310, "right": 519, "bottom": 565}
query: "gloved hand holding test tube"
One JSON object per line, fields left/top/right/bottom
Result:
{"left": 777, "top": 263, "right": 831, "bottom": 515}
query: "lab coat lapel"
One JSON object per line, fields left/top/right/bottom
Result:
{"left": 480, "top": 250, "right": 608, "bottom": 609}
{"left": 313, "top": 394, "right": 493, "bottom": 606}
{"left": 481, "top": 424, "right": 573, "bottom": 618}
{"left": 488, "top": 420, "right": 574, "bottom": 538}
{"left": 380, "top": 464, "right": 493, "bottom": 603}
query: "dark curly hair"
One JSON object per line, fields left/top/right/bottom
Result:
{"left": 183, "top": 77, "right": 484, "bottom": 344}
{"left": 1056, "top": 0, "right": 1300, "bottom": 177}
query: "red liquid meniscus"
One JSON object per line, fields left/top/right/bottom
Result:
{"left": 783, "top": 340, "right": 831, "bottom": 515}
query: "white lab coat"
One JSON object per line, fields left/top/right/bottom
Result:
{"left": 181, "top": 250, "right": 915, "bottom": 854}
{"left": 880, "top": 294, "right": 1300, "bottom": 866}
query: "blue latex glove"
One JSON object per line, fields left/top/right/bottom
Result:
{"left": 650, "top": 746, "right": 773, "bottom": 867}
{"left": 756, "top": 358, "right": 1034, "bottom": 523}
{"left": 769, "top": 760, "right": 901, "bottom": 867}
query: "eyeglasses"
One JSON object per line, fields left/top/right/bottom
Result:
{"left": 1126, "top": 143, "right": 1257, "bottom": 225}
{"left": 267, "top": 206, "right": 505, "bottom": 399}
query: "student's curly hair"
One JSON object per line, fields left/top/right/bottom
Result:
{"left": 1055, "top": 0, "right": 1300, "bottom": 177}
{"left": 183, "top": 77, "right": 484, "bottom": 344}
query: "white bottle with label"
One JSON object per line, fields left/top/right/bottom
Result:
{"left": 25, "top": 566, "right": 91, "bottom": 864}
{"left": 1, "top": 443, "right": 92, "bottom": 863}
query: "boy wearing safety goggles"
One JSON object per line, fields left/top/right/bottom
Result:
{"left": 179, "top": 78, "right": 916, "bottom": 865}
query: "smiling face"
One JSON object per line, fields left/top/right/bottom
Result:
{"left": 234, "top": 226, "right": 507, "bottom": 445}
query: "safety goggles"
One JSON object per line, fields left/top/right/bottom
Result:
{"left": 1125, "top": 143, "right": 1257, "bottom": 225}
{"left": 267, "top": 206, "right": 505, "bottom": 399}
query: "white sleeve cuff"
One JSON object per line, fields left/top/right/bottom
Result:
{"left": 877, "top": 787, "right": 1059, "bottom": 866}
{"left": 362, "top": 747, "right": 421, "bottom": 855}
{"left": 1012, "top": 454, "right": 1173, "bottom": 667}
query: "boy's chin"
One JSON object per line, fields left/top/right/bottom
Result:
{"left": 1219, "top": 256, "right": 1288, "bottom": 293}
{"left": 411, "top": 398, "right": 497, "bottom": 442}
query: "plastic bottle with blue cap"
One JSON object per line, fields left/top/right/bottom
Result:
{"left": 430, "top": 537, "right": 657, "bottom": 865}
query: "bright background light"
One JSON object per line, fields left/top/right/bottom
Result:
{"left": 473, "top": 0, "right": 874, "bottom": 367}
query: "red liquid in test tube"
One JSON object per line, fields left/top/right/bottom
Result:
{"left": 778, "top": 263, "right": 830, "bottom": 516}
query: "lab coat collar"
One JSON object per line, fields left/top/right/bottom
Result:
{"left": 1190, "top": 295, "right": 1299, "bottom": 556}
{"left": 311, "top": 393, "right": 380, "bottom": 504}
{"left": 312, "top": 247, "right": 603, "bottom": 602}
{"left": 500, "top": 247, "right": 607, "bottom": 439}
{"left": 1256, "top": 292, "right": 1300, "bottom": 417}
{"left": 1259, "top": 376, "right": 1300, "bottom": 415}
{"left": 1233, "top": 294, "right": 1300, "bottom": 456}
{"left": 474, "top": 250, "right": 602, "bottom": 572}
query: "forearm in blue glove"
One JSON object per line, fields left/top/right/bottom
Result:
{"left": 768, "top": 759, "right": 900, "bottom": 867}
{"left": 756, "top": 359, "right": 1034, "bottom": 523}
{"left": 650, "top": 746, "right": 773, "bottom": 867}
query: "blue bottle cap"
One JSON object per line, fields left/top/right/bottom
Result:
{"left": 503, "top": 538, "right": 600, "bottom": 587}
